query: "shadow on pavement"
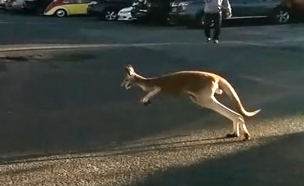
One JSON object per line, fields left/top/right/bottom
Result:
{"left": 0, "top": 136, "right": 233, "bottom": 164}
{"left": 126, "top": 131, "right": 304, "bottom": 186}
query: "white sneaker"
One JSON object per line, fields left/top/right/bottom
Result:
{"left": 213, "top": 39, "right": 219, "bottom": 44}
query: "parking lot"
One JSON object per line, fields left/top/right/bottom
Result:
{"left": 0, "top": 13, "right": 304, "bottom": 186}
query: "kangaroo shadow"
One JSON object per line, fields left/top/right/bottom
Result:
{"left": 0, "top": 135, "right": 236, "bottom": 165}
{"left": 126, "top": 131, "right": 304, "bottom": 186}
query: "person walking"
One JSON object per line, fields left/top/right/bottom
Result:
{"left": 203, "top": 0, "right": 232, "bottom": 44}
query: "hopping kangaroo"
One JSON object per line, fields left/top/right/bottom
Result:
{"left": 121, "top": 65, "right": 261, "bottom": 141}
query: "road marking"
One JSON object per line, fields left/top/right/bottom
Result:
{"left": 220, "top": 38, "right": 304, "bottom": 47}
{"left": 238, "top": 75, "right": 294, "bottom": 89}
{"left": 0, "top": 38, "right": 303, "bottom": 52}
{"left": 0, "top": 42, "right": 263, "bottom": 52}
{"left": 0, "top": 42, "right": 281, "bottom": 52}
{"left": 0, "top": 43, "right": 200, "bottom": 52}
{"left": 0, "top": 20, "right": 82, "bottom": 25}
{"left": 0, "top": 21, "right": 7, "bottom": 23}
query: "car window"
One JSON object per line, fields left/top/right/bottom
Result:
{"left": 78, "top": 0, "right": 91, "bottom": 3}
{"left": 65, "top": 0, "right": 77, "bottom": 3}
{"left": 67, "top": 0, "right": 90, "bottom": 3}
{"left": 148, "top": 0, "right": 173, "bottom": 3}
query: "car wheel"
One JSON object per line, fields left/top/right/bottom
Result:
{"left": 55, "top": 9, "right": 67, "bottom": 18}
{"left": 104, "top": 9, "right": 117, "bottom": 21}
{"left": 271, "top": 7, "right": 290, "bottom": 24}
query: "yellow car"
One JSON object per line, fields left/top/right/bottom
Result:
{"left": 44, "top": 0, "right": 90, "bottom": 17}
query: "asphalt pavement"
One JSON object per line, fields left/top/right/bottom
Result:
{"left": 0, "top": 13, "right": 304, "bottom": 186}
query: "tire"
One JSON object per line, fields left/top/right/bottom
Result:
{"left": 103, "top": 9, "right": 117, "bottom": 21}
{"left": 271, "top": 7, "right": 290, "bottom": 24}
{"left": 54, "top": 9, "right": 67, "bottom": 18}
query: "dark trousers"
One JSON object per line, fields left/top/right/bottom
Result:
{"left": 203, "top": 13, "right": 222, "bottom": 40}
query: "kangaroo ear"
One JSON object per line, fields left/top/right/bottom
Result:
{"left": 125, "top": 65, "right": 134, "bottom": 76}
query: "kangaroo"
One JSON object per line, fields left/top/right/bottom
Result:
{"left": 121, "top": 64, "right": 261, "bottom": 141}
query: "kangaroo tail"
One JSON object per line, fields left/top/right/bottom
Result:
{"left": 218, "top": 77, "right": 261, "bottom": 117}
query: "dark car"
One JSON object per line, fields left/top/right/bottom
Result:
{"left": 22, "top": 0, "right": 53, "bottom": 14}
{"left": 168, "top": 0, "right": 291, "bottom": 28}
{"left": 131, "top": 0, "right": 175, "bottom": 24}
{"left": 3, "top": 0, "right": 24, "bottom": 11}
{"left": 87, "top": 0, "right": 133, "bottom": 21}
{"left": 0, "top": 0, "right": 6, "bottom": 8}
{"left": 287, "top": 0, "right": 304, "bottom": 20}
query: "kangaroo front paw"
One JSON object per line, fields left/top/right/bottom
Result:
{"left": 226, "top": 133, "right": 239, "bottom": 138}
{"left": 143, "top": 100, "right": 151, "bottom": 106}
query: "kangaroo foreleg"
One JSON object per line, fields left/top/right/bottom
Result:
{"left": 141, "top": 87, "right": 161, "bottom": 106}
{"left": 215, "top": 88, "right": 223, "bottom": 95}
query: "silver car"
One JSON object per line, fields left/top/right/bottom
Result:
{"left": 5, "top": 0, "right": 25, "bottom": 10}
{"left": 0, "top": 0, "right": 7, "bottom": 8}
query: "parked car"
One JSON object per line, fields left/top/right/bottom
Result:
{"left": 4, "top": 0, "right": 25, "bottom": 11}
{"left": 23, "top": 0, "right": 53, "bottom": 14}
{"left": 117, "top": 6, "right": 133, "bottom": 21}
{"left": 87, "top": 0, "right": 133, "bottom": 21}
{"left": 43, "top": 0, "right": 91, "bottom": 17}
{"left": 168, "top": 0, "right": 291, "bottom": 28}
{"left": 0, "top": 0, "right": 7, "bottom": 8}
{"left": 287, "top": 0, "right": 304, "bottom": 19}
{"left": 131, "top": 0, "right": 175, "bottom": 24}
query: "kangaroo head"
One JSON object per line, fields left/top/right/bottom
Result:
{"left": 121, "top": 64, "right": 136, "bottom": 90}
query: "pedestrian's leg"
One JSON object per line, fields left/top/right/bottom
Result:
{"left": 213, "top": 13, "right": 222, "bottom": 43}
{"left": 203, "top": 13, "right": 212, "bottom": 42}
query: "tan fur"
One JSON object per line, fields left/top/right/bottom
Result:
{"left": 121, "top": 64, "right": 261, "bottom": 141}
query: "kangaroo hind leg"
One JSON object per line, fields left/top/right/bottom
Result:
{"left": 192, "top": 82, "right": 249, "bottom": 140}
